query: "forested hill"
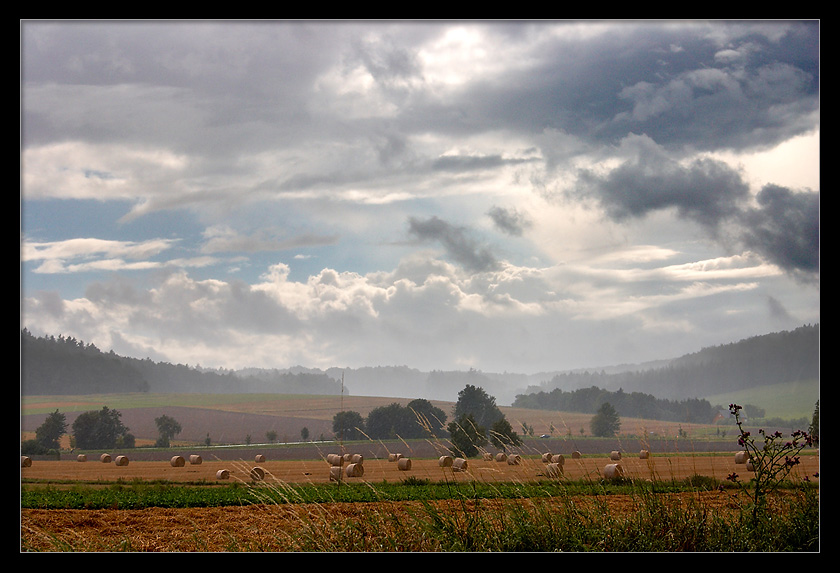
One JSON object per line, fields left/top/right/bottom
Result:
{"left": 516, "top": 324, "right": 819, "bottom": 402}
{"left": 19, "top": 330, "right": 343, "bottom": 396}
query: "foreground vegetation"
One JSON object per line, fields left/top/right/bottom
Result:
{"left": 21, "top": 475, "right": 819, "bottom": 552}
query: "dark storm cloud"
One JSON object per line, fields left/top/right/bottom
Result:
{"left": 407, "top": 216, "right": 499, "bottom": 273}
{"left": 739, "top": 184, "right": 820, "bottom": 278}
{"left": 575, "top": 151, "right": 751, "bottom": 229}
{"left": 487, "top": 206, "right": 532, "bottom": 237}
{"left": 440, "top": 21, "right": 819, "bottom": 154}
{"left": 572, "top": 145, "right": 819, "bottom": 280}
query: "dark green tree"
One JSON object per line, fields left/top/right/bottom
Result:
{"left": 489, "top": 417, "right": 522, "bottom": 451}
{"left": 300, "top": 427, "right": 309, "bottom": 442}
{"left": 810, "top": 400, "right": 819, "bottom": 445}
{"left": 154, "top": 414, "right": 182, "bottom": 447}
{"left": 453, "top": 384, "right": 504, "bottom": 428}
{"left": 407, "top": 398, "right": 448, "bottom": 434}
{"left": 590, "top": 402, "right": 621, "bottom": 437}
{"left": 447, "top": 413, "right": 487, "bottom": 458}
{"left": 35, "top": 409, "right": 67, "bottom": 450}
{"left": 71, "top": 406, "right": 130, "bottom": 450}
{"left": 332, "top": 410, "right": 365, "bottom": 441}
{"left": 366, "top": 403, "right": 412, "bottom": 439}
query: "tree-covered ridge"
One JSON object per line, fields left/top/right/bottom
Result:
{"left": 519, "top": 324, "right": 819, "bottom": 400}
{"left": 513, "top": 385, "right": 717, "bottom": 424}
{"left": 20, "top": 329, "right": 342, "bottom": 396}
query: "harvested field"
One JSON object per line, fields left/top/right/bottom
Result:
{"left": 21, "top": 451, "right": 820, "bottom": 485}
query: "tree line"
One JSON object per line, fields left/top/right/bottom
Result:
{"left": 513, "top": 386, "right": 718, "bottom": 424}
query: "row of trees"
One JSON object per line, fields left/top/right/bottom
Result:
{"left": 22, "top": 408, "right": 184, "bottom": 454}
{"left": 331, "top": 385, "right": 524, "bottom": 459}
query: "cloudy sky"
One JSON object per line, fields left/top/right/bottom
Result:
{"left": 21, "top": 20, "right": 820, "bottom": 377}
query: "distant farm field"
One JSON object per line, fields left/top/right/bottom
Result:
{"left": 21, "top": 392, "right": 737, "bottom": 450}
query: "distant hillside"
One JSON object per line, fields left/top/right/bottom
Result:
{"left": 519, "top": 324, "right": 819, "bottom": 400}
{"left": 20, "top": 330, "right": 343, "bottom": 396}
{"left": 20, "top": 325, "right": 819, "bottom": 405}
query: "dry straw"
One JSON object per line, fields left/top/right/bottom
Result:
{"left": 397, "top": 458, "right": 412, "bottom": 471}
{"left": 639, "top": 450, "right": 650, "bottom": 459}
{"left": 572, "top": 451, "right": 582, "bottom": 459}
{"left": 604, "top": 463, "right": 625, "bottom": 480}
{"left": 76, "top": 454, "right": 87, "bottom": 462}
{"left": 545, "top": 462, "right": 563, "bottom": 478}
{"left": 541, "top": 452, "right": 552, "bottom": 463}
{"left": 345, "top": 463, "right": 364, "bottom": 478}
{"left": 329, "top": 466, "right": 343, "bottom": 482}
{"left": 114, "top": 455, "right": 129, "bottom": 466}
{"left": 438, "top": 455, "right": 453, "bottom": 467}
{"left": 189, "top": 454, "right": 203, "bottom": 465}
{"left": 734, "top": 451, "right": 748, "bottom": 464}
{"left": 327, "top": 453, "right": 343, "bottom": 466}
{"left": 100, "top": 453, "right": 111, "bottom": 463}
{"left": 453, "top": 458, "right": 468, "bottom": 472}
{"left": 21, "top": 456, "right": 32, "bottom": 468}
{"left": 482, "top": 452, "right": 493, "bottom": 461}
{"left": 255, "top": 454, "right": 266, "bottom": 463}
{"left": 250, "top": 467, "right": 266, "bottom": 481}
{"left": 551, "top": 454, "right": 565, "bottom": 465}
{"left": 351, "top": 453, "right": 364, "bottom": 464}
{"left": 495, "top": 453, "right": 507, "bottom": 462}
{"left": 215, "top": 469, "right": 230, "bottom": 480}
{"left": 170, "top": 455, "right": 186, "bottom": 467}
{"left": 507, "top": 454, "right": 522, "bottom": 465}
{"left": 609, "top": 450, "right": 622, "bottom": 461}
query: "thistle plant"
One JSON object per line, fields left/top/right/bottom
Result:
{"left": 726, "top": 403, "right": 816, "bottom": 521}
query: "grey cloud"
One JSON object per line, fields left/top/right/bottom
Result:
{"left": 407, "top": 216, "right": 499, "bottom": 273}
{"left": 487, "top": 206, "right": 532, "bottom": 237}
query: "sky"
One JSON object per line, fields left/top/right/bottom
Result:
{"left": 21, "top": 20, "right": 820, "bottom": 378}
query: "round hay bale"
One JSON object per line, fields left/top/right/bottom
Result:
{"left": 746, "top": 459, "right": 756, "bottom": 472}
{"left": 572, "top": 450, "right": 582, "bottom": 459}
{"left": 388, "top": 453, "right": 399, "bottom": 462}
{"left": 114, "top": 455, "right": 129, "bottom": 466}
{"left": 255, "top": 454, "right": 266, "bottom": 463}
{"left": 100, "top": 453, "right": 112, "bottom": 463}
{"left": 609, "top": 450, "right": 622, "bottom": 461}
{"left": 329, "top": 466, "right": 343, "bottom": 482}
{"left": 343, "top": 453, "right": 352, "bottom": 463}
{"left": 545, "top": 462, "right": 563, "bottom": 478}
{"left": 604, "top": 463, "right": 625, "bottom": 480}
{"left": 734, "top": 451, "right": 748, "bottom": 464}
{"left": 453, "top": 458, "right": 468, "bottom": 472}
{"left": 345, "top": 463, "right": 364, "bottom": 478}
{"left": 77, "top": 454, "right": 87, "bottom": 462}
{"left": 482, "top": 452, "right": 493, "bottom": 461}
{"left": 438, "top": 455, "right": 453, "bottom": 467}
{"left": 639, "top": 450, "right": 650, "bottom": 460}
{"left": 189, "top": 454, "right": 203, "bottom": 465}
{"left": 551, "top": 454, "right": 565, "bottom": 465}
{"left": 250, "top": 466, "right": 266, "bottom": 481}
{"left": 541, "top": 452, "right": 552, "bottom": 463}
{"left": 327, "top": 453, "right": 343, "bottom": 466}
{"left": 507, "top": 454, "right": 522, "bottom": 465}
{"left": 215, "top": 469, "right": 230, "bottom": 480}
{"left": 21, "top": 456, "right": 32, "bottom": 468}
{"left": 495, "top": 452, "right": 507, "bottom": 462}
{"left": 397, "top": 458, "right": 412, "bottom": 471}
{"left": 170, "top": 455, "right": 186, "bottom": 467}
{"left": 351, "top": 453, "right": 364, "bottom": 465}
